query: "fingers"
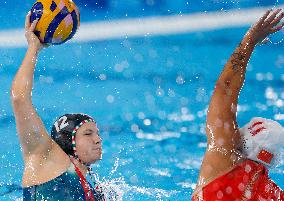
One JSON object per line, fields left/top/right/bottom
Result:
{"left": 25, "top": 11, "right": 31, "bottom": 30}
{"left": 258, "top": 9, "right": 272, "bottom": 25}
{"left": 271, "top": 21, "right": 284, "bottom": 33}
{"left": 29, "top": 19, "right": 38, "bottom": 32}
{"left": 25, "top": 11, "right": 39, "bottom": 32}
{"left": 264, "top": 9, "right": 282, "bottom": 25}
{"left": 249, "top": 8, "right": 284, "bottom": 44}
{"left": 271, "top": 11, "right": 284, "bottom": 27}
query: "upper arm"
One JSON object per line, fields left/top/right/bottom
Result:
{"left": 206, "top": 80, "right": 241, "bottom": 151}
{"left": 12, "top": 99, "right": 72, "bottom": 185}
{"left": 11, "top": 98, "right": 52, "bottom": 160}
{"left": 196, "top": 37, "right": 253, "bottom": 188}
{"left": 196, "top": 79, "right": 244, "bottom": 186}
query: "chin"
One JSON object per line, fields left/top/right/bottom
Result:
{"left": 89, "top": 157, "right": 102, "bottom": 164}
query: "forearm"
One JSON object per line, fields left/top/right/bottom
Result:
{"left": 11, "top": 46, "right": 39, "bottom": 101}
{"left": 217, "top": 33, "right": 257, "bottom": 100}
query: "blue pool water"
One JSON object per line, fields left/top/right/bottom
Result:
{"left": 1, "top": 1, "right": 284, "bottom": 200}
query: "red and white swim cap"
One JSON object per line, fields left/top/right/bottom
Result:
{"left": 239, "top": 117, "right": 284, "bottom": 167}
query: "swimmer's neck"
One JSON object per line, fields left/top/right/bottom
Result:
{"left": 70, "top": 157, "right": 89, "bottom": 176}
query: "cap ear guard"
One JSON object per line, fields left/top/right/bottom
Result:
{"left": 240, "top": 117, "right": 284, "bottom": 168}
{"left": 257, "top": 149, "right": 274, "bottom": 165}
{"left": 71, "top": 118, "right": 95, "bottom": 159}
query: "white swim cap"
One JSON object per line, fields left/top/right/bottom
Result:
{"left": 239, "top": 117, "right": 284, "bottom": 167}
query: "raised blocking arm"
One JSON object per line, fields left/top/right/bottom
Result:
{"left": 196, "top": 9, "right": 284, "bottom": 186}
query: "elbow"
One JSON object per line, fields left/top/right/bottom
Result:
{"left": 10, "top": 91, "right": 22, "bottom": 105}
{"left": 215, "top": 80, "right": 234, "bottom": 97}
{"left": 215, "top": 79, "right": 231, "bottom": 91}
{"left": 216, "top": 73, "right": 234, "bottom": 87}
{"left": 216, "top": 78, "right": 242, "bottom": 91}
{"left": 10, "top": 85, "right": 19, "bottom": 103}
{"left": 215, "top": 80, "right": 241, "bottom": 99}
{"left": 10, "top": 87, "right": 31, "bottom": 104}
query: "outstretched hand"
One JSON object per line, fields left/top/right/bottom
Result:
{"left": 25, "top": 11, "right": 45, "bottom": 51}
{"left": 247, "top": 9, "right": 284, "bottom": 45}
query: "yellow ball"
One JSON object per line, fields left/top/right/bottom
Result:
{"left": 30, "top": 0, "right": 80, "bottom": 45}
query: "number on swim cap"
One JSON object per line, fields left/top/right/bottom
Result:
{"left": 54, "top": 116, "right": 69, "bottom": 132}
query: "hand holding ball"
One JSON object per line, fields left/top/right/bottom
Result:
{"left": 30, "top": 0, "right": 80, "bottom": 45}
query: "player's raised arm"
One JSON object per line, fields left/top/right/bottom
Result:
{"left": 10, "top": 12, "right": 51, "bottom": 159}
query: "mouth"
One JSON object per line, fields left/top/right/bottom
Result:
{"left": 93, "top": 148, "right": 102, "bottom": 152}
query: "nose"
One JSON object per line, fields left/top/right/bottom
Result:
{"left": 93, "top": 136, "right": 102, "bottom": 145}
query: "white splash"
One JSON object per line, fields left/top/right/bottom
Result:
{"left": 91, "top": 158, "right": 179, "bottom": 200}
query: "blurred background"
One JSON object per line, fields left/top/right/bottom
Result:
{"left": 1, "top": 0, "right": 284, "bottom": 29}
{"left": 0, "top": 0, "right": 284, "bottom": 200}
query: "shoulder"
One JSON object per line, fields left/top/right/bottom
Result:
{"left": 194, "top": 155, "right": 248, "bottom": 193}
{"left": 22, "top": 141, "right": 71, "bottom": 187}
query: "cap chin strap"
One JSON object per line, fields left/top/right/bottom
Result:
{"left": 70, "top": 118, "right": 103, "bottom": 194}
{"left": 257, "top": 149, "right": 274, "bottom": 165}
{"left": 70, "top": 155, "right": 90, "bottom": 167}
{"left": 69, "top": 155, "right": 105, "bottom": 199}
